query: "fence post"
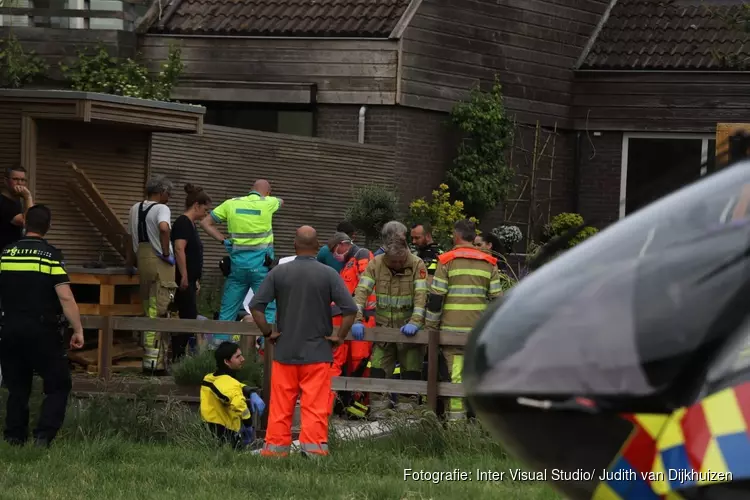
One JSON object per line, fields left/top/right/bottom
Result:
{"left": 427, "top": 328, "right": 439, "bottom": 412}
{"left": 260, "top": 337, "right": 273, "bottom": 434}
{"left": 97, "top": 315, "right": 114, "bottom": 381}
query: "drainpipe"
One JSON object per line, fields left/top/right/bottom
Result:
{"left": 358, "top": 105, "right": 367, "bottom": 144}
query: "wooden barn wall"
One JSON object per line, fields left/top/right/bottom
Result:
{"left": 0, "top": 104, "right": 21, "bottom": 168}
{"left": 140, "top": 36, "right": 399, "bottom": 105}
{"left": 149, "top": 124, "right": 397, "bottom": 283}
{"left": 0, "top": 27, "right": 136, "bottom": 81}
{"left": 399, "top": 0, "right": 610, "bottom": 127}
{"left": 36, "top": 120, "right": 148, "bottom": 265}
{"left": 572, "top": 72, "right": 750, "bottom": 132}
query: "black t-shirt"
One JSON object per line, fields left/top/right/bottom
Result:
{"left": 0, "top": 194, "right": 22, "bottom": 252}
{"left": 171, "top": 214, "right": 203, "bottom": 283}
{"left": 0, "top": 236, "right": 69, "bottom": 320}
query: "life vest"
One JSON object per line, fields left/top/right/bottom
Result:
{"left": 333, "top": 247, "right": 376, "bottom": 327}
{"left": 438, "top": 246, "right": 498, "bottom": 266}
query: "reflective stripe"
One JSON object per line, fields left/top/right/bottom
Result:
{"left": 300, "top": 442, "right": 329, "bottom": 455}
{"left": 0, "top": 262, "right": 67, "bottom": 275}
{"left": 447, "top": 285, "right": 488, "bottom": 297}
{"left": 261, "top": 443, "right": 291, "bottom": 456}
{"left": 414, "top": 279, "right": 428, "bottom": 291}
{"left": 441, "top": 326, "right": 472, "bottom": 333}
{"left": 446, "top": 411, "right": 466, "bottom": 420}
{"left": 427, "top": 262, "right": 438, "bottom": 269}
{"left": 376, "top": 295, "right": 414, "bottom": 308}
{"left": 425, "top": 310, "right": 441, "bottom": 322}
{"left": 489, "top": 280, "right": 502, "bottom": 293}
{"left": 444, "top": 303, "right": 488, "bottom": 311}
{"left": 231, "top": 231, "right": 273, "bottom": 239}
{"left": 241, "top": 409, "right": 251, "bottom": 420}
{"left": 431, "top": 277, "right": 448, "bottom": 293}
{"left": 412, "top": 307, "right": 425, "bottom": 317}
{"left": 232, "top": 243, "right": 271, "bottom": 252}
{"left": 447, "top": 269, "right": 492, "bottom": 279}
{"left": 358, "top": 276, "right": 375, "bottom": 288}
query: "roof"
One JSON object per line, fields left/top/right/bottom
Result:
{"left": 578, "top": 0, "right": 750, "bottom": 70}
{"left": 0, "top": 89, "right": 204, "bottom": 133}
{"left": 147, "top": 0, "right": 413, "bottom": 37}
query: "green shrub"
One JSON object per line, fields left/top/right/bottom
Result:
{"left": 409, "top": 183, "right": 479, "bottom": 249}
{"left": 542, "top": 212, "right": 598, "bottom": 248}
{"left": 345, "top": 184, "right": 400, "bottom": 247}
{"left": 172, "top": 349, "right": 263, "bottom": 388}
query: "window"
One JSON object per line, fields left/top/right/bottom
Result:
{"left": 620, "top": 134, "right": 717, "bottom": 218}
{"left": 196, "top": 102, "right": 314, "bottom": 137}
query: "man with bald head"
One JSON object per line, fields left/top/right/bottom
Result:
{"left": 250, "top": 225, "right": 357, "bottom": 457}
{"left": 201, "top": 179, "right": 283, "bottom": 339}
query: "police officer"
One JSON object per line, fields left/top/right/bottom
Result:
{"left": 201, "top": 180, "right": 282, "bottom": 340}
{"left": 410, "top": 222, "right": 442, "bottom": 283}
{"left": 0, "top": 205, "right": 84, "bottom": 447}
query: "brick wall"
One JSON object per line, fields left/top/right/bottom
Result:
{"left": 316, "top": 104, "right": 587, "bottom": 239}
{"left": 577, "top": 131, "right": 622, "bottom": 227}
{"left": 317, "top": 104, "right": 453, "bottom": 207}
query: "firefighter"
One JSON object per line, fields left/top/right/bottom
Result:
{"left": 425, "top": 219, "right": 502, "bottom": 420}
{"left": 324, "top": 232, "right": 376, "bottom": 416}
{"left": 201, "top": 179, "right": 282, "bottom": 341}
{"left": 126, "top": 175, "right": 177, "bottom": 374}
{"left": 410, "top": 222, "right": 442, "bottom": 280}
{"left": 353, "top": 236, "right": 428, "bottom": 418}
{"left": 373, "top": 220, "right": 408, "bottom": 256}
{"left": 200, "top": 341, "right": 265, "bottom": 449}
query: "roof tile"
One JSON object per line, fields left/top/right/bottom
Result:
{"left": 149, "top": 0, "right": 411, "bottom": 37}
{"left": 580, "top": 0, "right": 750, "bottom": 70}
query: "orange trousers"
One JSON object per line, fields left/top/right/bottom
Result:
{"left": 328, "top": 340, "right": 371, "bottom": 414}
{"left": 261, "top": 361, "right": 331, "bottom": 457}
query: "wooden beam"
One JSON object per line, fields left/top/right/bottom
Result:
{"left": 171, "top": 85, "right": 313, "bottom": 104}
{"left": 426, "top": 328, "right": 439, "bottom": 411}
{"left": 20, "top": 115, "right": 37, "bottom": 199}
{"left": 331, "top": 377, "right": 464, "bottom": 397}
{"left": 97, "top": 316, "right": 115, "bottom": 380}
{"left": 0, "top": 7, "right": 134, "bottom": 20}
{"left": 389, "top": 0, "right": 423, "bottom": 39}
{"left": 80, "top": 315, "right": 468, "bottom": 346}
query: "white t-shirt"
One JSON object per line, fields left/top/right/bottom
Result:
{"left": 243, "top": 255, "right": 296, "bottom": 315}
{"left": 128, "top": 201, "right": 173, "bottom": 255}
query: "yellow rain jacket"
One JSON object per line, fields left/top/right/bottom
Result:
{"left": 200, "top": 372, "right": 251, "bottom": 433}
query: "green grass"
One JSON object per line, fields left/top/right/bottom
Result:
{"left": 0, "top": 385, "right": 562, "bottom": 500}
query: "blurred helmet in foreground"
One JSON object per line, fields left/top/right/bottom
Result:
{"left": 464, "top": 159, "right": 750, "bottom": 500}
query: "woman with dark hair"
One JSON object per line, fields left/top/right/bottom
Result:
{"left": 474, "top": 232, "right": 502, "bottom": 257}
{"left": 171, "top": 183, "right": 212, "bottom": 362}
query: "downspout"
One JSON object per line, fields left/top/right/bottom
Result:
{"left": 358, "top": 105, "right": 367, "bottom": 144}
{"left": 573, "top": 131, "right": 582, "bottom": 213}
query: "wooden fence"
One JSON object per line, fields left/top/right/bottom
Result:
{"left": 79, "top": 315, "right": 467, "bottom": 428}
{"left": 0, "top": 1, "right": 141, "bottom": 30}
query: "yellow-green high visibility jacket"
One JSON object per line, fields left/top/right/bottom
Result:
{"left": 210, "top": 191, "right": 283, "bottom": 253}
{"left": 200, "top": 372, "right": 251, "bottom": 433}
{"left": 354, "top": 253, "right": 428, "bottom": 329}
{"left": 425, "top": 244, "right": 502, "bottom": 334}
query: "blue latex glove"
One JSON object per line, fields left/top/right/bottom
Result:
{"left": 351, "top": 322, "right": 365, "bottom": 340}
{"left": 223, "top": 239, "right": 233, "bottom": 253}
{"left": 250, "top": 392, "right": 266, "bottom": 415}
{"left": 240, "top": 425, "right": 255, "bottom": 446}
{"left": 401, "top": 323, "right": 419, "bottom": 337}
{"left": 156, "top": 251, "right": 175, "bottom": 266}
{"left": 256, "top": 336, "right": 264, "bottom": 350}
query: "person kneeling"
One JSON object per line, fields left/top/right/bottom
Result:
{"left": 200, "top": 341, "right": 265, "bottom": 449}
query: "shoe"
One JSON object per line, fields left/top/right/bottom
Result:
{"left": 5, "top": 437, "right": 26, "bottom": 447}
{"left": 33, "top": 437, "right": 50, "bottom": 448}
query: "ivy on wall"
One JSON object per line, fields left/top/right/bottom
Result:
{"left": 0, "top": 33, "right": 48, "bottom": 89}
{"left": 60, "top": 43, "right": 184, "bottom": 101}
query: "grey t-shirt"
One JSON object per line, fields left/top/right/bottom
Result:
{"left": 249, "top": 255, "right": 357, "bottom": 364}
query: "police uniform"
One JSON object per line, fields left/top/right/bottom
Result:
{"left": 211, "top": 191, "right": 281, "bottom": 340}
{"left": 0, "top": 237, "right": 73, "bottom": 445}
{"left": 415, "top": 243, "right": 442, "bottom": 282}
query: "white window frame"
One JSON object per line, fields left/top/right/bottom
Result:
{"left": 619, "top": 133, "right": 715, "bottom": 219}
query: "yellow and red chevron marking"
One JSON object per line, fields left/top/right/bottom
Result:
{"left": 594, "top": 381, "right": 750, "bottom": 499}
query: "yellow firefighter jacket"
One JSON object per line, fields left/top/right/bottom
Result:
{"left": 200, "top": 372, "right": 251, "bottom": 433}
{"left": 425, "top": 244, "right": 503, "bottom": 334}
{"left": 354, "top": 253, "right": 428, "bottom": 329}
